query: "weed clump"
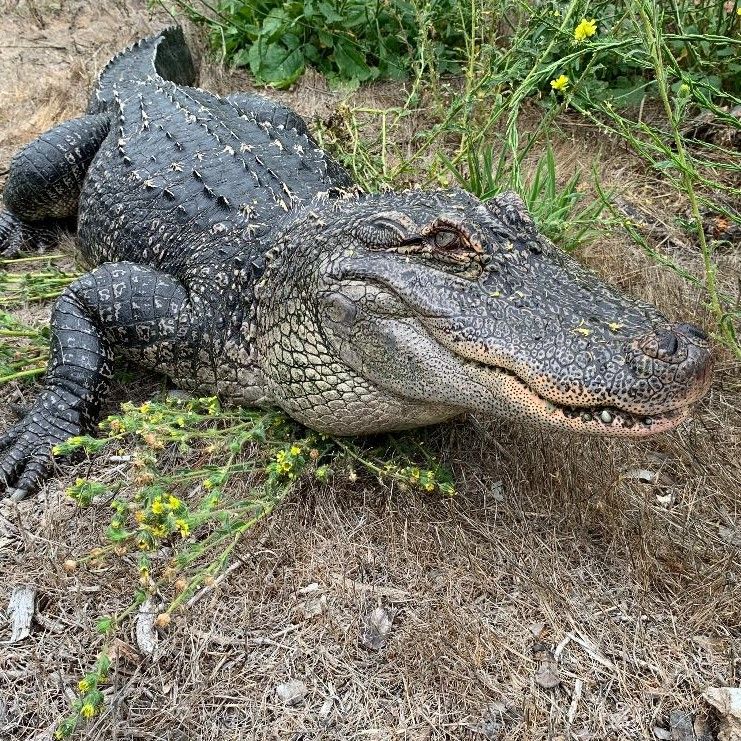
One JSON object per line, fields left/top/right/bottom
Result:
{"left": 47, "top": 395, "right": 454, "bottom": 737}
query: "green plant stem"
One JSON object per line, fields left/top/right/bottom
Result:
{"left": 0, "top": 367, "right": 46, "bottom": 383}
{"left": 0, "top": 254, "right": 65, "bottom": 264}
{"left": 636, "top": 1, "right": 736, "bottom": 356}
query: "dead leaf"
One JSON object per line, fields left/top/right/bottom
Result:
{"left": 669, "top": 710, "right": 696, "bottom": 741}
{"left": 535, "top": 662, "right": 561, "bottom": 689}
{"left": 276, "top": 679, "right": 308, "bottom": 706}
{"left": 491, "top": 481, "right": 505, "bottom": 502}
{"left": 693, "top": 715, "right": 715, "bottom": 741}
{"left": 532, "top": 642, "right": 560, "bottom": 689}
{"left": 703, "top": 687, "right": 741, "bottom": 741}
{"left": 318, "top": 697, "right": 333, "bottom": 721}
{"left": 652, "top": 727, "right": 672, "bottom": 740}
{"left": 718, "top": 526, "right": 741, "bottom": 548}
{"left": 360, "top": 606, "right": 392, "bottom": 651}
{"left": 623, "top": 468, "right": 659, "bottom": 484}
{"left": 297, "top": 582, "right": 320, "bottom": 595}
{"left": 529, "top": 622, "right": 546, "bottom": 638}
{"left": 299, "top": 594, "right": 327, "bottom": 619}
{"left": 106, "top": 638, "right": 142, "bottom": 665}
{"left": 6, "top": 586, "right": 35, "bottom": 643}
{"left": 692, "top": 635, "right": 728, "bottom": 654}
{"left": 331, "top": 574, "right": 412, "bottom": 603}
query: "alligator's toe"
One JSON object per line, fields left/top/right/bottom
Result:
{"left": 1, "top": 435, "right": 55, "bottom": 499}
{"left": 0, "top": 397, "right": 82, "bottom": 498}
{"left": 0, "top": 208, "right": 58, "bottom": 257}
{"left": 8, "top": 454, "right": 54, "bottom": 500}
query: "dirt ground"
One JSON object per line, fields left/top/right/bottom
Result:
{"left": 0, "top": 1, "right": 740, "bottom": 740}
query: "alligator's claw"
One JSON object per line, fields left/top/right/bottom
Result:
{"left": 0, "top": 390, "right": 83, "bottom": 501}
{"left": 0, "top": 208, "right": 57, "bottom": 257}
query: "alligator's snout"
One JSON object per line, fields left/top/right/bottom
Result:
{"left": 624, "top": 322, "right": 713, "bottom": 413}
{"left": 634, "top": 322, "right": 708, "bottom": 362}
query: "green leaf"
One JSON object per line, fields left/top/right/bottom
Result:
{"left": 261, "top": 9, "right": 290, "bottom": 38}
{"left": 317, "top": 1, "right": 343, "bottom": 23}
{"left": 333, "top": 40, "right": 373, "bottom": 82}
{"left": 247, "top": 37, "right": 305, "bottom": 88}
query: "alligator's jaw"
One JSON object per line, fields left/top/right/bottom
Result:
{"left": 467, "top": 360, "right": 691, "bottom": 437}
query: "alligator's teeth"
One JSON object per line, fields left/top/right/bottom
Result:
{"left": 600, "top": 410, "right": 613, "bottom": 424}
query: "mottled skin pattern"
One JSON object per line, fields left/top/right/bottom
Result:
{"left": 0, "top": 29, "right": 713, "bottom": 500}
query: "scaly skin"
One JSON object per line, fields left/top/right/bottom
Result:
{"left": 0, "top": 28, "right": 713, "bottom": 500}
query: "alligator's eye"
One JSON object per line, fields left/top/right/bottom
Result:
{"left": 434, "top": 230, "right": 459, "bottom": 249}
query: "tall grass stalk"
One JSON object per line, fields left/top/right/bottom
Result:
{"left": 635, "top": 1, "right": 732, "bottom": 354}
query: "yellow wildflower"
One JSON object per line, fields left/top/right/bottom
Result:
{"left": 150, "top": 497, "right": 164, "bottom": 515}
{"left": 167, "top": 495, "right": 182, "bottom": 510}
{"left": 80, "top": 703, "right": 97, "bottom": 719}
{"left": 175, "top": 519, "right": 190, "bottom": 537}
{"left": 290, "top": 445, "right": 301, "bottom": 456}
{"left": 550, "top": 74, "right": 570, "bottom": 92}
{"left": 203, "top": 478, "right": 214, "bottom": 490}
{"left": 139, "top": 402, "right": 151, "bottom": 415}
{"left": 134, "top": 510, "right": 145, "bottom": 523}
{"left": 78, "top": 678, "right": 92, "bottom": 693}
{"left": 574, "top": 18, "right": 597, "bottom": 42}
{"left": 150, "top": 525, "right": 167, "bottom": 538}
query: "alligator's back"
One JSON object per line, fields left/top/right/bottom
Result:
{"left": 77, "top": 29, "right": 354, "bottom": 277}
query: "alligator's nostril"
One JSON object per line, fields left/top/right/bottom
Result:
{"left": 676, "top": 322, "right": 708, "bottom": 342}
{"left": 656, "top": 330, "right": 678, "bottom": 356}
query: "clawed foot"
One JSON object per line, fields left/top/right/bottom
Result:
{"left": 0, "top": 208, "right": 58, "bottom": 258}
{"left": 0, "top": 389, "right": 84, "bottom": 501}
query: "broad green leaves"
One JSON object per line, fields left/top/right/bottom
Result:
{"left": 187, "top": 0, "right": 469, "bottom": 88}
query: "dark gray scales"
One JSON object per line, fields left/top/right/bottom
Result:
{"left": 0, "top": 27, "right": 350, "bottom": 499}
{"left": 0, "top": 27, "right": 713, "bottom": 501}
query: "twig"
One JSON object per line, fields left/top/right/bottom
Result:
{"left": 566, "top": 631, "right": 615, "bottom": 671}
{"left": 567, "top": 678, "right": 584, "bottom": 725}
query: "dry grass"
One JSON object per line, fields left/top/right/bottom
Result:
{"left": 1, "top": 1, "right": 740, "bottom": 740}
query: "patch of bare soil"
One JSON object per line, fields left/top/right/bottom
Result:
{"left": 1, "top": 2, "right": 740, "bottom": 740}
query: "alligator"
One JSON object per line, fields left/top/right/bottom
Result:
{"left": 0, "top": 28, "right": 713, "bottom": 501}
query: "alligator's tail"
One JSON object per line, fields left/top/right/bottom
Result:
{"left": 87, "top": 26, "right": 196, "bottom": 114}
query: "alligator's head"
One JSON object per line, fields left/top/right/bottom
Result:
{"left": 256, "top": 189, "right": 713, "bottom": 437}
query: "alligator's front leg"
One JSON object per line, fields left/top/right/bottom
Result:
{"left": 0, "top": 262, "right": 204, "bottom": 500}
{"left": 0, "top": 113, "right": 109, "bottom": 256}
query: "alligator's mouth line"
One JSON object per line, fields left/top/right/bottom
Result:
{"left": 465, "top": 358, "right": 689, "bottom": 436}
